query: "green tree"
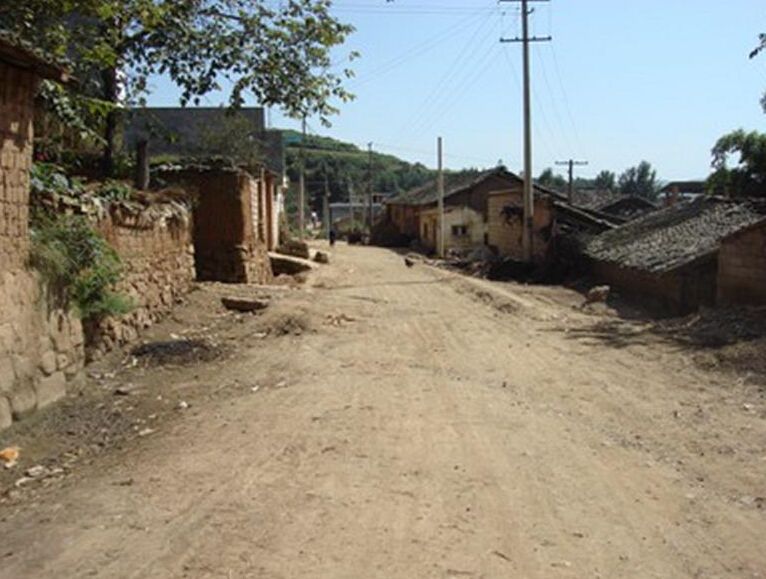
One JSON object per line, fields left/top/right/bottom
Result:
{"left": 618, "top": 161, "right": 659, "bottom": 200}
{"left": 1, "top": 0, "right": 356, "bottom": 175}
{"left": 536, "top": 168, "right": 566, "bottom": 191}
{"left": 708, "top": 129, "right": 766, "bottom": 197}
{"left": 750, "top": 33, "right": 766, "bottom": 112}
{"left": 594, "top": 170, "right": 616, "bottom": 191}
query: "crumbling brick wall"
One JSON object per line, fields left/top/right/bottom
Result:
{"left": 718, "top": 220, "right": 766, "bottom": 306}
{"left": 161, "top": 168, "right": 272, "bottom": 284}
{"left": 0, "top": 61, "right": 85, "bottom": 430}
{"left": 86, "top": 207, "right": 195, "bottom": 357}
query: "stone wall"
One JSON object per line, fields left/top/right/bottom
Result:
{"left": 87, "top": 204, "right": 195, "bottom": 357}
{"left": 0, "top": 61, "right": 84, "bottom": 429}
{"left": 718, "top": 220, "right": 766, "bottom": 306}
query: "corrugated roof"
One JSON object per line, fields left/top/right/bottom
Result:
{"left": 585, "top": 197, "right": 766, "bottom": 273}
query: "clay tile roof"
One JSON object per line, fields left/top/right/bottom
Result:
{"left": 585, "top": 197, "right": 766, "bottom": 273}
{"left": 0, "top": 32, "right": 69, "bottom": 82}
{"left": 386, "top": 168, "right": 521, "bottom": 206}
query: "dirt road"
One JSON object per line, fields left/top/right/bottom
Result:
{"left": 1, "top": 244, "right": 765, "bottom": 578}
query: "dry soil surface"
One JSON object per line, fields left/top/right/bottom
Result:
{"left": 0, "top": 244, "right": 765, "bottom": 579}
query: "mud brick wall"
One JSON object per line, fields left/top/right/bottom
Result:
{"left": 0, "top": 61, "right": 35, "bottom": 270}
{"left": 161, "top": 168, "right": 272, "bottom": 285}
{"left": 718, "top": 221, "right": 766, "bottom": 306}
{"left": 0, "top": 62, "right": 85, "bottom": 430}
{"left": 87, "top": 211, "right": 195, "bottom": 357}
{"left": 487, "top": 189, "right": 554, "bottom": 262}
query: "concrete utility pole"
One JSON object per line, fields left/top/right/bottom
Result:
{"left": 556, "top": 159, "right": 589, "bottom": 203}
{"left": 437, "top": 137, "right": 445, "bottom": 258}
{"left": 501, "top": 0, "right": 551, "bottom": 262}
{"left": 367, "top": 142, "right": 374, "bottom": 230}
{"left": 298, "top": 117, "right": 306, "bottom": 241}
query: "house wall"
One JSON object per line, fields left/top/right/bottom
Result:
{"left": 591, "top": 258, "right": 718, "bottom": 315}
{"left": 718, "top": 220, "right": 766, "bottom": 305}
{"left": 419, "top": 207, "right": 486, "bottom": 252}
{"left": 0, "top": 61, "right": 85, "bottom": 430}
{"left": 487, "top": 189, "right": 555, "bottom": 262}
{"left": 446, "top": 174, "right": 519, "bottom": 220}
{"left": 388, "top": 203, "right": 421, "bottom": 238}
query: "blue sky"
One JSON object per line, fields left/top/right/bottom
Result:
{"left": 147, "top": 1, "right": 766, "bottom": 181}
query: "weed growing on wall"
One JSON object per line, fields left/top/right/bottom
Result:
{"left": 29, "top": 213, "right": 133, "bottom": 321}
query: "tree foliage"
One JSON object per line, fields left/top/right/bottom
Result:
{"left": 594, "top": 170, "right": 616, "bottom": 191}
{"left": 618, "top": 161, "right": 659, "bottom": 200}
{"left": 750, "top": 32, "right": 766, "bottom": 112}
{"left": 708, "top": 129, "right": 766, "bottom": 197}
{"left": 536, "top": 168, "right": 566, "bottom": 191}
{"left": 283, "top": 131, "right": 435, "bottom": 213}
{"left": 1, "top": 0, "right": 356, "bottom": 173}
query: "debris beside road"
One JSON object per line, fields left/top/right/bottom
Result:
{"left": 221, "top": 296, "right": 269, "bottom": 313}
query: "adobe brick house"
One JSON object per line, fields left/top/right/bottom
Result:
{"left": 384, "top": 168, "right": 519, "bottom": 248}
{"left": 585, "top": 197, "right": 766, "bottom": 314}
{"left": 718, "top": 218, "right": 766, "bottom": 305}
{"left": 0, "top": 37, "right": 83, "bottom": 430}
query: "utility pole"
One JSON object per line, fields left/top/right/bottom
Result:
{"left": 298, "top": 117, "right": 306, "bottom": 241}
{"left": 556, "top": 159, "right": 589, "bottom": 203}
{"left": 367, "top": 142, "right": 374, "bottom": 230}
{"left": 500, "top": 0, "right": 551, "bottom": 262}
{"left": 323, "top": 165, "right": 331, "bottom": 241}
{"left": 437, "top": 137, "right": 445, "bottom": 258}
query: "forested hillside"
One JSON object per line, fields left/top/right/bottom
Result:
{"left": 282, "top": 130, "right": 436, "bottom": 213}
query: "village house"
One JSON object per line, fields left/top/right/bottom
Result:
{"left": 584, "top": 197, "right": 766, "bottom": 314}
{"left": 384, "top": 168, "right": 518, "bottom": 251}
{"left": 570, "top": 188, "right": 658, "bottom": 223}
{"left": 125, "top": 107, "right": 285, "bottom": 252}
{"left": 660, "top": 180, "right": 706, "bottom": 206}
{"left": 0, "top": 36, "right": 83, "bottom": 430}
{"left": 717, "top": 218, "right": 766, "bottom": 305}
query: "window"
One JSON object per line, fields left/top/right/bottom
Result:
{"left": 451, "top": 225, "right": 468, "bottom": 237}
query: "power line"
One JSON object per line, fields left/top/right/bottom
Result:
{"left": 348, "top": 9, "right": 489, "bottom": 88}
{"left": 396, "top": 8, "right": 499, "bottom": 141}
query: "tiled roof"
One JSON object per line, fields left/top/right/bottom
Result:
{"left": 386, "top": 168, "right": 520, "bottom": 206}
{"left": 585, "top": 197, "right": 766, "bottom": 273}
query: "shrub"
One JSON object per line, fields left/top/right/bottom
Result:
{"left": 30, "top": 214, "right": 133, "bottom": 320}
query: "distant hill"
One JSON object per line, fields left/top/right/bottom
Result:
{"left": 282, "top": 130, "right": 436, "bottom": 213}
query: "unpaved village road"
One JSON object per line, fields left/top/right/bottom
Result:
{"left": 1, "top": 244, "right": 765, "bottom": 578}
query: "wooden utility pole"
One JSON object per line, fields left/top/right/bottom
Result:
{"left": 367, "top": 142, "right": 374, "bottom": 230}
{"left": 298, "top": 117, "right": 306, "bottom": 240}
{"left": 135, "top": 140, "right": 149, "bottom": 190}
{"left": 556, "top": 159, "right": 589, "bottom": 203}
{"left": 323, "top": 167, "right": 331, "bottom": 241}
{"left": 437, "top": 137, "right": 445, "bottom": 258}
{"left": 501, "top": 0, "right": 551, "bottom": 262}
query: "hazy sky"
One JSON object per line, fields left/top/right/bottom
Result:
{"left": 147, "top": 1, "right": 766, "bottom": 180}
